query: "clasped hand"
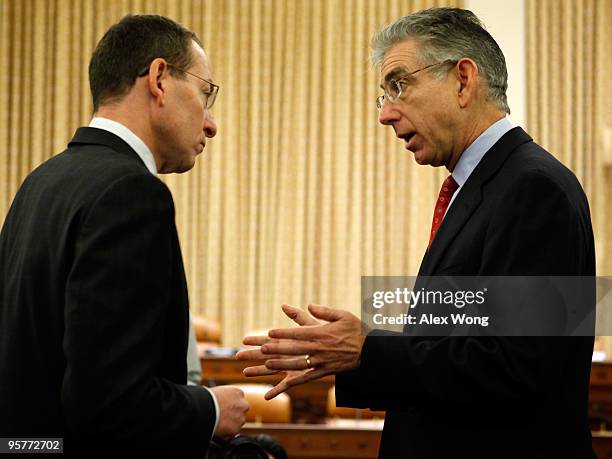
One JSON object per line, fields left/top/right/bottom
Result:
{"left": 235, "top": 304, "right": 367, "bottom": 400}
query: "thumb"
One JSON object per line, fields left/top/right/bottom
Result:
{"left": 307, "top": 304, "right": 343, "bottom": 322}
{"left": 281, "top": 304, "right": 319, "bottom": 326}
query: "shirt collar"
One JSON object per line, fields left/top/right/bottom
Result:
{"left": 89, "top": 117, "right": 158, "bottom": 175}
{"left": 452, "top": 117, "right": 514, "bottom": 187}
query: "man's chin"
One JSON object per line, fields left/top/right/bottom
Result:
{"left": 176, "top": 160, "right": 196, "bottom": 174}
{"left": 412, "top": 150, "right": 428, "bottom": 166}
{"left": 160, "top": 158, "right": 196, "bottom": 174}
{"left": 411, "top": 149, "right": 440, "bottom": 167}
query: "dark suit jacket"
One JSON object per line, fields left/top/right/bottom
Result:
{"left": 0, "top": 127, "right": 215, "bottom": 457}
{"left": 336, "top": 128, "right": 596, "bottom": 458}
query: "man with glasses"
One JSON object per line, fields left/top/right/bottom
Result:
{"left": 0, "top": 15, "right": 247, "bottom": 457}
{"left": 239, "top": 7, "right": 595, "bottom": 458}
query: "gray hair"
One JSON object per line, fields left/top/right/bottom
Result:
{"left": 371, "top": 8, "right": 510, "bottom": 114}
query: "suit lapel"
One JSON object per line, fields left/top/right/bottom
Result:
{"left": 67, "top": 127, "right": 150, "bottom": 172}
{"left": 418, "top": 127, "right": 533, "bottom": 276}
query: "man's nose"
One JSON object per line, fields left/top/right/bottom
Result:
{"left": 204, "top": 110, "right": 217, "bottom": 138}
{"left": 377, "top": 100, "right": 400, "bottom": 126}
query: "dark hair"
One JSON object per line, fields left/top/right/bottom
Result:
{"left": 88, "top": 14, "right": 202, "bottom": 111}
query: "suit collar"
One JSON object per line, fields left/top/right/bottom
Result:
{"left": 89, "top": 118, "right": 158, "bottom": 175}
{"left": 418, "top": 127, "right": 533, "bottom": 276}
{"left": 67, "top": 127, "right": 150, "bottom": 172}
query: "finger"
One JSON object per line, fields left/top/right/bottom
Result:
{"left": 242, "top": 364, "right": 280, "bottom": 377}
{"left": 242, "top": 335, "right": 275, "bottom": 346}
{"left": 264, "top": 368, "right": 328, "bottom": 400}
{"left": 268, "top": 324, "right": 321, "bottom": 340}
{"left": 281, "top": 303, "right": 319, "bottom": 326}
{"left": 264, "top": 380, "right": 290, "bottom": 400}
{"left": 285, "top": 367, "right": 329, "bottom": 387}
{"left": 265, "top": 356, "right": 312, "bottom": 371}
{"left": 308, "top": 303, "right": 344, "bottom": 322}
{"left": 235, "top": 348, "right": 273, "bottom": 360}
{"left": 261, "top": 341, "right": 317, "bottom": 356}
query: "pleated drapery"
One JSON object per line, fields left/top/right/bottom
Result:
{"left": 4, "top": 1, "right": 610, "bottom": 347}
{"left": 527, "top": 0, "right": 611, "bottom": 276}
{"left": 0, "top": 0, "right": 462, "bottom": 345}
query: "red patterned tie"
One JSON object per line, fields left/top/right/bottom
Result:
{"left": 428, "top": 175, "right": 459, "bottom": 248}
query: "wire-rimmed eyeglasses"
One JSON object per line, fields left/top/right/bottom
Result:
{"left": 138, "top": 62, "right": 219, "bottom": 109}
{"left": 375, "top": 60, "right": 457, "bottom": 111}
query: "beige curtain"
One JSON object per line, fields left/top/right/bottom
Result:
{"left": 0, "top": 0, "right": 461, "bottom": 346}
{"left": 526, "top": 0, "right": 612, "bottom": 353}
{"left": 527, "top": 0, "right": 612, "bottom": 276}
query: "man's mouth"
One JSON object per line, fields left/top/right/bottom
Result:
{"left": 398, "top": 132, "right": 416, "bottom": 148}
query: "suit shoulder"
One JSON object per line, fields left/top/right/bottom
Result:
{"left": 479, "top": 138, "right": 592, "bottom": 234}
{"left": 28, "top": 144, "right": 168, "bottom": 197}
{"left": 507, "top": 141, "right": 579, "bottom": 184}
{"left": 40, "top": 143, "right": 150, "bottom": 180}
{"left": 501, "top": 141, "right": 588, "bottom": 205}
{"left": 12, "top": 145, "right": 173, "bottom": 227}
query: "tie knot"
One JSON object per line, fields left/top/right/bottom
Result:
{"left": 439, "top": 175, "right": 459, "bottom": 198}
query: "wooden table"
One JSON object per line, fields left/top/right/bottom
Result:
{"left": 594, "top": 431, "right": 612, "bottom": 459}
{"left": 242, "top": 420, "right": 383, "bottom": 459}
{"left": 243, "top": 422, "right": 612, "bottom": 459}
{"left": 590, "top": 362, "right": 612, "bottom": 429}
{"left": 203, "top": 354, "right": 612, "bottom": 455}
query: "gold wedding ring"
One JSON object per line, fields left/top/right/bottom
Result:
{"left": 304, "top": 355, "right": 312, "bottom": 368}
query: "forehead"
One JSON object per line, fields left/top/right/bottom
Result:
{"left": 379, "top": 39, "right": 420, "bottom": 85}
{"left": 189, "top": 40, "right": 212, "bottom": 80}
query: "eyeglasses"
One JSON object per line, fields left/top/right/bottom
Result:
{"left": 138, "top": 62, "right": 219, "bottom": 109}
{"left": 375, "top": 60, "right": 457, "bottom": 111}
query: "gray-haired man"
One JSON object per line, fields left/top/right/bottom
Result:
{"left": 239, "top": 8, "right": 595, "bottom": 458}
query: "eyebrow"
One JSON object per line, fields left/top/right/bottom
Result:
{"left": 380, "top": 67, "right": 411, "bottom": 89}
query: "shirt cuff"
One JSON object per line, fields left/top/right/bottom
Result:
{"left": 201, "top": 386, "right": 220, "bottom": 439}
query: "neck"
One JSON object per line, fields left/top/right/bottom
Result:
{"left": 93, "top": 102, "right": 160, "bottom": 170}
{"left": 94, "top": 106, "right": 148, "bottom": 142}
{"left": 447, "top": 109, "right": 505, "bottom": 172}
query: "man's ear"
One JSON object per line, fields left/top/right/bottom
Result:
{"left": 455, "top": 58, "right": 479, "bottom": 109}
{"left": 146, "top": 58, "right": 169, "bottom": 105}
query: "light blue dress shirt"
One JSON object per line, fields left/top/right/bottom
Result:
{"left": 448, "top": 117, "right": 514, "bottom": 210}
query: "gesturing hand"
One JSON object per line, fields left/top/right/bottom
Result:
{"left": 236, "top": 303, "right": 367, "bottom": 400}
{"left": 236, "top": 304, "right": 320, "bottom": 400}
